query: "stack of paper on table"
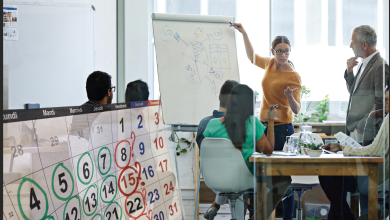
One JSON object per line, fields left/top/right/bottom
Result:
{"left": 252, "top": 151, "right": 296, "bottom": 156}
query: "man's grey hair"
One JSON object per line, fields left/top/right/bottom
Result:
{"left": 353, "top": 25, "right": 377, "bottom": 47}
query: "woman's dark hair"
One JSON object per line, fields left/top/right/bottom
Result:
{"left": 125, "top": 80, "right": 149, "bottom": 102}
{"left": 223, "top": 84, "right": 254, "bottom": 151}
{"left": 86, "top": 71, "right": 112, "bottom": 101}
{"left": 272, "top": 35, "right": 295, "bottom": 68}
{"left": 219, "top": 79, "right": 240, "bottom": 108}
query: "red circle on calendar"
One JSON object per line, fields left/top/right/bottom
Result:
{"left": 114, "top": 140, "right": 132, "bottom": 169}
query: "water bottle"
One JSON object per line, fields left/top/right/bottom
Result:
{"left": 299, "top": 122, "right": 313, "bottom": 144}
{"left": 299, "top": 122, "right": 312, "bottom": 154}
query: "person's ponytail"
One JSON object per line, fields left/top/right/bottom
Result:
{"left": 288, "top": 60, "right": 295, "bottom": 69}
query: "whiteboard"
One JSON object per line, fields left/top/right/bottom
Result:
{"left": 152, "top": 13, "right": 240, "bottom": 125}
{"left": 3, "top": 3, "right": 94, "bottom": 109}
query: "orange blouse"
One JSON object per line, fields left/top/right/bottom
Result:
{"left": 249, "top": 54, "right": 302, "bottom": 124}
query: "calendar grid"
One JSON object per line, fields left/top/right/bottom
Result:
{"left": 31, "top": 119, "right": 61, "bottom": 220}
{"left": 3, "top": 184, "right": 21, "bottom": 220}
{"left": 3, "top": 101, "right": 184, "bottom": 220}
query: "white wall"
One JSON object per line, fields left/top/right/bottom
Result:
{"left": 385, "top": 0, "right": 389, "bottom": 64}
{"left": 117, "top": 0, "right": 155, "bottom": 102}
{"left": 4, "top": 0, "right": 117, "bottom": 104}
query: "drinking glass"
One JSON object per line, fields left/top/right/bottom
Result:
{"left": 286, "top": 136, "right": 293, "bottom": 153}
{"left": 299, "top": 122, "right": 313, "bottom": 145}
{"left": 290, "top": 136, "right": 300, "bottom": 155}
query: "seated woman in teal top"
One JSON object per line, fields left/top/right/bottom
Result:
{"left": 202, "top": 84, "right": 291, "bottom": 220}
{"left": 203, "top": 84, "right": 275, "bottom": 174}
{"left": 204, "top": 114, "right": 269, "bottom": 174}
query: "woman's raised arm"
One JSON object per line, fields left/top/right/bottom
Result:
{"left": 230, "top": 22, "right": 254, "bottom": 59}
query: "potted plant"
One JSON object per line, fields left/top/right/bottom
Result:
{"left": 301, "top": 142, "right": 323, "bottom": 157}
{"left": 314, "top": 94, "right": 329, "bottom": 122}
{"left": 169, "top": 132, "right": 195, "bottom": 156}
{"left": 300, "top": 85, "right": 311, "bottom": 113}
{"left": 294, "top": 94, "right": 330, "bottom": 123}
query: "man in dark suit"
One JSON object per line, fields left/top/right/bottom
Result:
{"left": 319, "top": 25, "right": 389, "bottom": 220}
{"left": 344, "top": 25, "right": 389, "bottom": 140}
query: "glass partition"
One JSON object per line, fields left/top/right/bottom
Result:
{"left": 4, "top": 1, "right": 388, "bottom": 220}
{"left": 149, "top": 0, "right": 388, "bottom": 220}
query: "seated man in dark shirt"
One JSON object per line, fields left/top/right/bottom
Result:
{"left": 75, "top": 71, "right": 114, "bottom": 141}
{"left": 83, "top": 71, "right": 115, "bottom": 106}
{"left": 195, "top": 79, "right": 239, "bottom": 219}
{"left": 196, "top": 79, "right": 239, "bottom": 148}
{"left": 125, "top": 79, "right": 149, "bottom": 102}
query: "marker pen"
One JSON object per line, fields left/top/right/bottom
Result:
{"left": 270, "top": 104, "right": 279, "bottom": 110}
{"left": 229, "top": 22, "right": 236, "bottom": 27}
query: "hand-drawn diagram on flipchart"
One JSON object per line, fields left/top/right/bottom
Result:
{"left": 152, "top": 14, "right": 240, "bottom": 125}
{"left": 159, "top": 25, "right": 232, "bottom": 98}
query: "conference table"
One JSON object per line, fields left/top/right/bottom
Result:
{"left": 249, "top": 154, "right": 384, "bottom": 220}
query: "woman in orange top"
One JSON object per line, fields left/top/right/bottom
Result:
{"left": 230, "top": 22, "right": 302, "bottom": 220}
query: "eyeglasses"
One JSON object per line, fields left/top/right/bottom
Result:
{"left": 110, "top": 86, "right": 116, "bottom": 92}
{"left": 272, "top": 49, "right": 291, "bottom": 55}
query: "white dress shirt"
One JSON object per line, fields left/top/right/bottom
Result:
{"left": 353, "top": 51, "right": 379, "bottom": 92}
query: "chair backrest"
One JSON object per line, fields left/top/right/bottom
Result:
{"left": 283, "top": 133, "right": 324, "bottom": 151}
{"left": 311, "top": 133, "right": 324, "bottom": 145}
{"left": 291, "top": 175, "right": 320, "bottom": 184}
{"left": 200, "top": 138, "right": 254, "bottom": 193}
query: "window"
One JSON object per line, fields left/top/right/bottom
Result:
{"left": 166, "top": 0, "right": 201, "bottom": 14}
{"left": 306, "top": 0, "right": 321, "bottom": 45}
{"left": 208, "top": 0, "right": 236, "bottom": 17}
{"left": 328, "top": 0, "right": 336, "bottom": 46}
{"left": 271, "top": 0, "right": 295, "bottom": 47}
{"left": 153, "top": 0, "right": 387, "bottom": 103}
{"left": 342, "top": 0, "right": 377, "bottom": 46}
{"left": 270, "top": 0, "right": 386, "bottom": 102}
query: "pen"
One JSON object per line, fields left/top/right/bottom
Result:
{"left": 229, "top": 22, "right": 236, "bottom": 27}
{"left": 271, "top": 104, "right": 279, "bottom": 110}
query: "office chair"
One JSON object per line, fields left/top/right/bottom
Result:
{"left": 200, "top": 138, "right": 255, "bottom": 220}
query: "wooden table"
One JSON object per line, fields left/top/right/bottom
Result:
{"left": 249, "top": 154, "right": 384, "bottom": 220}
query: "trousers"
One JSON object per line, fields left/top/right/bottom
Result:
{"left": 263, "top": 122, "right": 295, "bottom": 220}
{"left": 318, "top": 175, "right": 357, "bottom": 220}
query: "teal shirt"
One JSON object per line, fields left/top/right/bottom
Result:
{"left": 203, "top": 116, "right": 266, "bottom": 174}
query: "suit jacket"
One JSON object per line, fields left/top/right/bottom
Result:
{"left": 344, "top": 52, "right": 389, "bottom": 135}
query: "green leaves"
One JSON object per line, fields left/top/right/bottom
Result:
{"left": 170, "top": 132, "right": 194, "bottom": 156}
{"left": 301, "top": 142, "right": 322, "bottom": 150}
{"left": 315, "top": 94, "right": 329, "bottom": 122}
{"left": 294, "top": 94, "right": 329, "bottom": 123}
{"left": 301, "top": 85, "right": 311, "bottom": 99}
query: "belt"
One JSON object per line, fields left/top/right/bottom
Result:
{"left": 261, "top": 121, "right": 292, "bottom": 126}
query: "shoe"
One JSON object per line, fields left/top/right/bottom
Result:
{"left": 203, "top": 207, "right": 218, "bottom": 220}
{"left": 357, "top": 209, "right": 389, "bottom": 220}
